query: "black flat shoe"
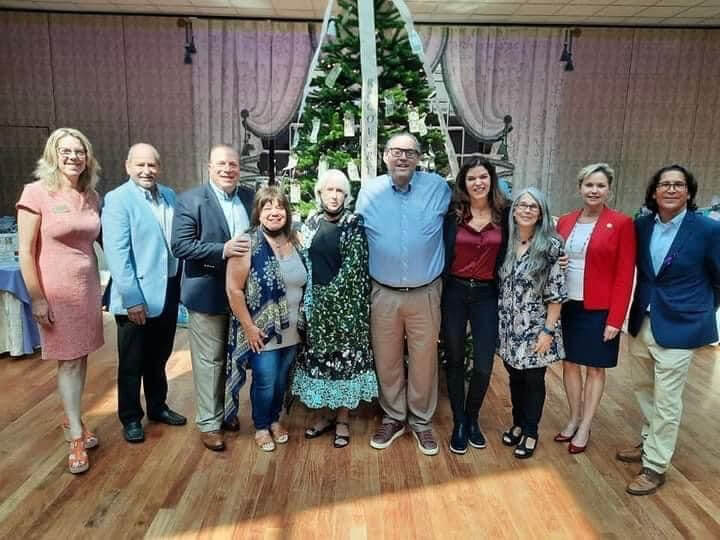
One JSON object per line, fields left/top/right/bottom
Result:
{"left": 148, "top": 408, "right": 187, "bottom": 426}
{"left": 305, "top": 418, "right": 335, "bottom": 439}
{"left": 449, "top": 421, "right": 468, "bottom": 454}
{"left": 502, "top": 425, "right": 523, "bottom": 446}
{"left": 467, "top": 420, "right": 487, "bottom": 449}
{"left": 123, "top": 421, "right": 145, "bottom": 443}
{"left": 514, "top": 435, "right": 537, "bottom": 459}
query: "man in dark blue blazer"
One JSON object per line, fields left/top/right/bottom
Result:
{"left": 618, "top": 165, "right": 720, "bottom": 496}
{"left": 171, "top": 145, "right": 254, "bottom": 451}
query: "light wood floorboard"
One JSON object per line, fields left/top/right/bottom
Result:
{"left": 1, "top": 313, "right": 719, "bottom": 539}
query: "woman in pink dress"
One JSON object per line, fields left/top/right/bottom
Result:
{"left": 17, "top": 128, "right": 104, "bottom": 474}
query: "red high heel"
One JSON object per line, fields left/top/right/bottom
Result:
{"left": 553, "top": 427, "right": 577, "bottom": 443}
{"left": 568, "top": 430, "right": 590, "bottom": 454}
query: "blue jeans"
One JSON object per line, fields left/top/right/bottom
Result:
{"left": 249, "top": 345, "right": 297, "bottom": 430}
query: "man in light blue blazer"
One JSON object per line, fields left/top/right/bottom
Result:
{"left": 618, "top": 164, "right": 720, "bottom": 495}
{"left": 102, "top": 143, "right": 186, "bottom": 444}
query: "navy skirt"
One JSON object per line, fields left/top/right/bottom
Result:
{"left": 561, "top": 300, "right": 620, "bottom": 368}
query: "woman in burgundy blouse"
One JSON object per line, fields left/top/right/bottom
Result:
{"left": 442, "top": 157, "right": 509, "bottom": 454}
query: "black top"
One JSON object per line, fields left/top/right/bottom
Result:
{"left": 309, "top": 218, "right": 342, "bottom": 286}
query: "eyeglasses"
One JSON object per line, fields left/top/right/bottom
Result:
{"left": 516, "top": 202, "right": 540, "bottom": 213}
{"left": 387, "top": 147, "right": 420, "bottom": 159}
{"left": 656, "top": 181, "right": 687, "bottom": 192}
{"left": 58, "top": 148, "right": 86, "bottom": 158}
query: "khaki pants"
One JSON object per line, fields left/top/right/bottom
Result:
{"left": 188, "top": 311, "right": 229, "bottom": 432}
{"left": 370, "top": 279, "right": 442, "bottom": 432}
{"left": 629, "top": 317, "right": 695, "bottom": 474}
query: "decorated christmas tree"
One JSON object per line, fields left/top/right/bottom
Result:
{"left": 291, "top": 0, "right": 450, "bottom": 216}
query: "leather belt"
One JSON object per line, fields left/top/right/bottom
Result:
{"left": 373, "top": 278, "right": 438, "bottom": 292}
{"left": 448, "top": 275, "right": 494, "bottom": 288}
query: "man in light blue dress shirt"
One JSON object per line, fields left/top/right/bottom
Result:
{"left": 102, "top": 143, "right": 186, "bottom": 443}
{"left": 356, "top": 133, "right": 451, "bottom": 456}
{"left": 620, "top": 165, "right": 720, "bottom": 495}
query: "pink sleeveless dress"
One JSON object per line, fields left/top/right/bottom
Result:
{"left": 16, "top": 181, "right": 104, "bottom": 360}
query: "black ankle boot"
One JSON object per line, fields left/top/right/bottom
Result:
{"left": 449, "top": 419, "right": 468, "bottom": 454}
{"left": 467, "top": 418, "right": 487, "bottom": 449}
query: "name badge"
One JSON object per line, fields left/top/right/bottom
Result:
{"left": 52, "top": 204, "right": 71, "bottom": 214}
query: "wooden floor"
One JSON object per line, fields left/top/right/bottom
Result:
{"left": 1, "top": 313, "right": 719, "bottom": 539}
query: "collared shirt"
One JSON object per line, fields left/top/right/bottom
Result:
{"left": 649, "top": 209, "right": 686, "bottom": 275}
{"left": 132, "top": 180, "right": 179, "bottom": 277}
{"left": 209, "top": 181, "right": 250, "bottom": 238}
{"left": 355, "top": 171, "right": 451, "bottom": 287}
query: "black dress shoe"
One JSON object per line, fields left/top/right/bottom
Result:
{"left": 449, "top": 420, "right": 468, "bottom": 454}
{"left": 148, "top": 408, "right": 187, "bottom": 426}
{"left": 123, "top": 421, "right": 145, "bottom": 443}
{"left": 467, "top": 420, "right": 487, "bottom": 449}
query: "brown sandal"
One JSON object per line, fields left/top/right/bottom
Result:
{"left": 62, "top": 418, "right": 99, "bottom": 449}
{"left": 255, "top": 430, "right": 276, "bottom": 452}
{"left": 68, "top": 438, "right": 89, "bottom": 474}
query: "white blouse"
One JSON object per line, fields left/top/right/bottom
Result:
{"left": 565, "top": 221, "right": 596, "bottom": 301}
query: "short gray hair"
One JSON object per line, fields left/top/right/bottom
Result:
{"left": 314, "top": 169, "right": 353, "bottom": 207}
{"left": 576, "top": 163, "right": 614, "bottom": 186}
{"left": 384, "top": 132, "right": 421, "bottom": 152}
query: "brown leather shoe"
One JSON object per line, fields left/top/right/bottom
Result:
{"left": 200, "top": 431, "right": 225, "bottom": 451}
{"left": 221, "top": 416, "right": 240, "bottom": 432}
{"left": 616, "top": 443, "right": 643, "bottom": 463}
{"left": 626, "top": 467, "right": 666, "bottom": 496}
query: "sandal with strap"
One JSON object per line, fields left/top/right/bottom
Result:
{"left": 255, "top": 430, "right": 276, "bottom": 452}
{"left": 304, "top": 417, "right": 335, "bottom": 439}
{"left": 62, "top": 418, "right": 99, "bottom": 449}
{"left": 514, "top": 435, "right": 538, "bottom": 459}
{"left": 68, "top": 438, "right": 89, "bottom": 474}
{"left": 502, "top": 425, "right": 523, "bottom": 447}
{"left": 270, "top": 422, "right": 289, "bottom": 444}
{"left": 333, "top": 421, "right": 350, "bottom": 449}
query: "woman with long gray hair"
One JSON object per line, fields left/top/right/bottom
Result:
{"left": 497, "top": 187, "right": 567, "bottom": 459}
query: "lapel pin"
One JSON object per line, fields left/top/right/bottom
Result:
{"left": 606, "top": 223, "right": 613, "bottom": 228}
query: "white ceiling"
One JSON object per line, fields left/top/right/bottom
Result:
{"left": 1, "top": 0, "right": 719, "bottom": 26}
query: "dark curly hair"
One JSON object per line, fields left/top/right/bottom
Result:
{"left": 644, "top": 164, "right": 698, "bottom": 214}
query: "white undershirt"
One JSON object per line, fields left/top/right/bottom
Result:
{"left": 565, "top": 221, "right": 596, "bottom": 301}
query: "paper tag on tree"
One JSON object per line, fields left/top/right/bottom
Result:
{"left": 418, "top": 114, "right": 428, "bottom": 136}
{"left": 325, "top": 64, "right": 342, "bottom": 88}
{"left": 290, "top": 183, "right": 301, "bottom": 204}
{"left": 408, "top": 109, "right": 421, "bottom": 133}
{"left": 284, "top": 153, "right": 298, "bottom": 171}
{"left": 310, "top": 117, "right": 321, "bottom": 143}
{"left": 318, "top": 158, "right": 329, "bottom": 179}
{"left": 344, "top": 111, "right": 355, "bottom": 137}
{"left": 384, "top": 93, "right": 395, "bottom": 116}
{"left": 347, "top": 159, "right": 360, "bottom": 182}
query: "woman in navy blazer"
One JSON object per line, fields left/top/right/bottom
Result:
{"left": 555, "top": 163, "right": 635, "bottom": 453}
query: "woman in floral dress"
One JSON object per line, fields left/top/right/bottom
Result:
{"left": 291, "top": 169, "right": 378, "bottom": 448}
{"left": 497, "top": 187, "right": 567, "bottom": 459}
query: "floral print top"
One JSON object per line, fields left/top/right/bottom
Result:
{"left": 497, "top": 237, "right": 568, "bottom": 369}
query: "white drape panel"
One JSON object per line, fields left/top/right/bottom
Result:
{"left": 442, "top": 26, "right": 565, "bottom": 192}
{"left": 192, "top": 19, "right": 313, "bottom": 182}
{"left": 418, "top": 25, "right": 447, "bottom": 71}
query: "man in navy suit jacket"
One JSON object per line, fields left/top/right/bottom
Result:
{"left": 102, "top": 143, "right": 186, "bottom": 443}
{"left": 171, "top": 145, "right": 254, "bottom": 452}
{"left": 618, "top": 165, "right": 720, "bottom": 496}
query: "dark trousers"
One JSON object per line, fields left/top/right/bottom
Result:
{"left": 115, "top": 275, "right": 181, "bottom": 426}
{"left": 504, "top": 362, "right": 547, "bottom": 438}
{"left": 442, "top": 277, "right": 498, "bottom": 425}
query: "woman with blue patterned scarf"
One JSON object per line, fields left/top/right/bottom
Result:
{"left": 225, "top": 186, "right": 307, "bottom": 452}
{"left": 291, "top": 170, "right": 378, "bottom": 448}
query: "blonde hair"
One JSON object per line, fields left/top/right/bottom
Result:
{"left": 314, "top": 169, "right": 354, "bottom": 207}
{"left": 33, "top": 128, "right": 101, "bottom": 192}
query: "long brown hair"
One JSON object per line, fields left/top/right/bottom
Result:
{"left": 250, "top": 185, "right": 298, "bottom": 246}
{"left": 452, "top": 157, "right": 507, "bottom": 225}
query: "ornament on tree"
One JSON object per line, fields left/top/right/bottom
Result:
{"left": 344, "top": 111, "right": 355, "bottom": 137}
{"left": 384, "top": 93, "right": 396, "bottom": 116}
{"left": 325, "top": 64, "right": 342, "bottom": 88}
{"left": 427, "top": 147, "right": 436, "bottom": 171}
{"left": 347, "top": 159, "right": 360, "bottom": 182}
{"left": 309, "top": 117, "right": 321, "bottom": 143}
{"left": 290, "top": 183, "right": 302, "bottom": 204}
{"left": 285, "top": 152, "right": 298, "bottom": 170}
{"left": 318, "top": 157, "right": 329, "bottom": 179}
{"left": 408, "top": 108, "right": 421, "bottom": 133}
{"left": 418, "top": 113, "right": 428, "bottom": 136}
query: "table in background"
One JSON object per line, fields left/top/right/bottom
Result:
{"left": 0, "top": 262, "right": 41, "bottom": 356}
